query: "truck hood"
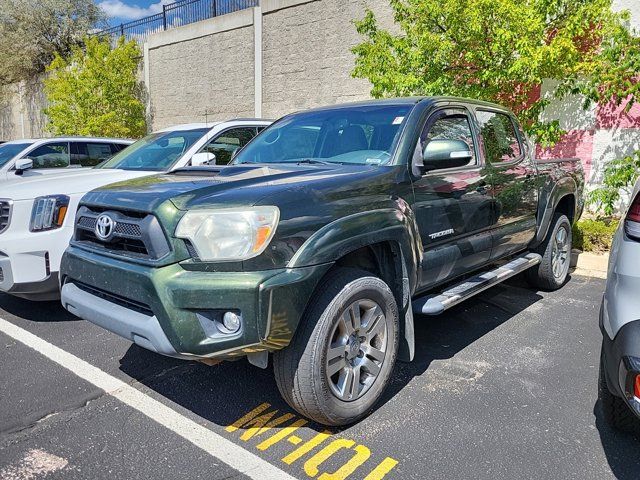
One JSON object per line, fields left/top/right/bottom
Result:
{"left": 1, "top": 169, "right": 155, "bottom": 201}
{"left": 82, "top": 164, "right": 389, "bottom": 212}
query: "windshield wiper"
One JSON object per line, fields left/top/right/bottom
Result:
{"left": 236, "top": 159, "right": 336, "bottom": 166}
{"left": 293, "top": 158, "right": 333, "bottom": 165}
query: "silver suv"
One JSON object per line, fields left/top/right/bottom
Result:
{"left": 599, "top": 179, "right": 640, "bottom": 435}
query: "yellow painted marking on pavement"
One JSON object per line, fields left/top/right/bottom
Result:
{"left": 304, "top": 438, "right": 356, "bottom": 478}
{"left": 317, "top": 443, "right": 372, "bottom": 480}
{"left": 240, "top": 411, "right": 296, "bottom": 441}
{"left": 363, "top": 458, "right": 399, "bottom": 480}
{"left": 257, "top": 418, "right": 308, "bottom": 451}
{"left": 225, "top": 402, "right": 271, "bottom": 432}
{"left": 282, "top": 431, "right": 332, "bottom": 465}
{"left": 226, "top": 403, "right": 400, "bottom": 478}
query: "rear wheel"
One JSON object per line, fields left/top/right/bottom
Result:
{"left": 273, "top": 268, "right": 399, "bottom": 426}
{"left": 526, "top": 213, "right": 571, "bottom": 290}
{"left": 599, "top": 347, "right": 640, "bottom": 435}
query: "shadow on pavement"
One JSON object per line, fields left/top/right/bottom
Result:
{"left": 118, "top": 276, "right": 545, "bottom": 434}
{"left": 594, "top": 402, "right": 640, "bottom": 479}
{"left": 0, "top": 293, "right": 79, "bottom": 322}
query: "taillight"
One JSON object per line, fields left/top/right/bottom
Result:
{"left": 635, "top": 375, "right": 640, "bottom": 399}
{"left": 624, "top": 194, "right": 640, "bottom": 240}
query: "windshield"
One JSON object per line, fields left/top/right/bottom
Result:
{"left": 0, "top": 142, "right": 33, "bottom": 167}
{"left": 233, "top": 104, "right": 412, "bottom": 166}
{"left": 98, "top": 128, "right": 209, "bottom": 171}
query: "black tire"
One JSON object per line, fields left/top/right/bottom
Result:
{"left": 599, "top": 348, "right": 640, "bottom": 435}
{"left": 273, "top": 267, "right": 399, "bottom": 426}
{"left": 526, "top": 213, "right": 572, "bottom": 290}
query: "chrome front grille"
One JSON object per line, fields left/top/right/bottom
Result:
{"left": 0, "top": 199, "right": 12, "bottom": 234}
{"left": 74, "top": 206, "right": 171, "bottom": 260}
{"left": 77, "top": 216, "right": 143, "bottom": 238}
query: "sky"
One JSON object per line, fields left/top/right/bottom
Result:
{"left": 99, "top": 0, "right": 172, "bottom": 25}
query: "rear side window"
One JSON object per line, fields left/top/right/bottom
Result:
{"left": 72, "top": 142, "right": 117, "bottom": 167}
{"left": 476, "top": 110, "right": 522, "bottom": 163}
{"left": 201, "top": 127, "right": 257, "bottom": 165}
{"left": 27, "top": 142, "right": 70, "bottom": 169}
{"left": 111, "top": 143, "right": 129, "bottom": 154}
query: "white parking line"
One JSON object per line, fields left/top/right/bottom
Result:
{"left": 0, "top": 317, "right": 298, "bottom": 480}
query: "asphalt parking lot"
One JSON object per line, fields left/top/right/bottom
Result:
{"left": 1, "top": 272, "right": 638, "bottom": 480}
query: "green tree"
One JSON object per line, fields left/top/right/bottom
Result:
{"left": 44, "top": 36, "right": 147, "bottom": 139}
{"left": 588, "top": 151, "right": 640, "bottom": 216}
{"left": 0, "top": 0, "right": 104, "bottom": 84}
{"left": 352, "top": 0, "right": 638, "bottom": 145}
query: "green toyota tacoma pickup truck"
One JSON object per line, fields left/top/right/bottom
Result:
{"left": 60, "top": 97, "right": 584, "bottom": 426}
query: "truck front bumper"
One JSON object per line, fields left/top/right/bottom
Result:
{"left": 60, "top": 246, "right": 331, "bottom": 360}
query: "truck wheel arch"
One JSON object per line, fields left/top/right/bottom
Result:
{"left": 288, "top": 208, "right": 420, "bottom": 362}
{"left": 534, "top": 177, "right": 578, "bottom": 247}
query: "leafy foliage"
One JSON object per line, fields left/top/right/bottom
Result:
{"left": 587, "top": 151, "right": 640, "bottom": 215}
{"left": 0, "top": 0, "right": 104, "bottom": 85}
{"left": 44, "top": 36, "right": 147, "bottom": 139}
{"left": 572, "top": 218, "right": 619, "bottom": 252}
{"left": 352, "top": 0, "right": 637, "bottom": 146}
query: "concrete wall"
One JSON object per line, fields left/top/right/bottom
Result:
{"left": 0, "top": 79, "right": 47, "bottom": 141}
{"left": 146, "top": 8, "right": 256, "bottom": 130}
{"left": 261, "top": 0, "right": 395, "bottom": 118}
{"left": 144, "top": 0, "right": 395, "bottom": 128}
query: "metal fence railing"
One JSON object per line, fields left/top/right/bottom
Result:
{"left": 96, "top": 0, "right": 259, "bottom": 43}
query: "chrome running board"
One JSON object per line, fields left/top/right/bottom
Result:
{"left": 412, "top": 253, "right": 542, "bottom": 316}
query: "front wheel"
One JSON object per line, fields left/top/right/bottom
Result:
{"left": 526, "top": 213, "right": 572, "bottom": 290}
{"left": 273, "top": 268, "right": 399, "bottom": 426}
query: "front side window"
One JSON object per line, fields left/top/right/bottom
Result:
{"left": 418, "top": 113, "right": 477, "bottom": 167}
{"left": 201, "top": 127, "right": 257, "bottom": 165}
{"left": 98, "top": 128, "right": 209, "bottom": 171}
{"left": 476, "top": 110, "right": 522, "bottom": 163}
{"left": 234, "top": 104, "right": 412, "bottom": 166}
{"left": 27, "top": 142, "right": 70, "bottom": 169}
{"left": 0, "top": 142, "right": 33, "bottom": 168}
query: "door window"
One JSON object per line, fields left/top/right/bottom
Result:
{"left": 72, "top": 142, "right": 116, "bottom": 167}
{"left": 201, "top": 127, "right": 257, "bottom": 165}
{"left": 418, "top": 112, "right": 477, "bottom": 167}
{"left": 26, "top": 142, "right": 70, "bottom": 169}
{"left": 476, "top": 110, "right": 522, "bottom": 163}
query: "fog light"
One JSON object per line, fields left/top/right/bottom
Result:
{"left": 635, "top": 375, "right": 640, "bottom": 399}
{"left": 223, "top": 311, "right": 242, "bottom": 333}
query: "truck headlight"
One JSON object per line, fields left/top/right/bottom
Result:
{"left": 175, "top": 206, "right": 279, "bottom": 261}
{"left": 30, "top": 195, "right": 70, "bottom": 232}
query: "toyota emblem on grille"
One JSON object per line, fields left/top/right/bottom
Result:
{"left": 95, "top": 214, "right": 116, "bottom": 241}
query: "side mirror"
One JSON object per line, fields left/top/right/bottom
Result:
{"left": 421, "top": 139, "right": 473, "bottom": 172}
{"left": 14, "top": 158, "right": 33, "bottom": 175}
{"left": 191, "top": 152, "right": 216, "bottom": 167}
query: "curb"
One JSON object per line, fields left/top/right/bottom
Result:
{"left": 570, "top": 250, "right": 609, "bottom": 279}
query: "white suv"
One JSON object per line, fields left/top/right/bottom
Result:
{"left": 0, "top": 119, "right": 271, "bottom": 300}
{"left": 0, "top": 137, "right": 133, "bottom": 181}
